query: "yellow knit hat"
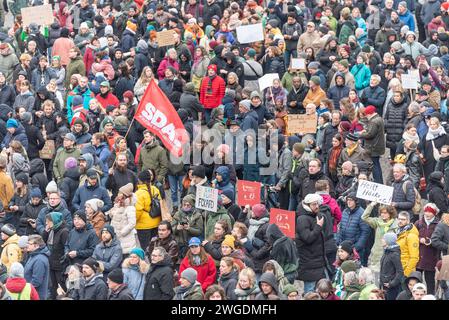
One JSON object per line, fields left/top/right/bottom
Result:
{"left": 221, "top": 235, "right": 236, "bottom": 250}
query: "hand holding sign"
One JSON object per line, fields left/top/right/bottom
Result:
{"left": 269, "top": 209, "right": 295, "bottom": 238}
{"left": 237, "top": 180, "right": 261, "bottom": 207}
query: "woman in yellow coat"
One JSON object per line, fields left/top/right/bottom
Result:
{"left": 0, "top": 224, "right": 22, "bottom": 272}
{"left": 396, "top": 211, "right": 419, "bottom": 277}
{"left": 135, "top": 169, "right": 161, "bottom": 252}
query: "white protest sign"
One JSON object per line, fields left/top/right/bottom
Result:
{"left": 236, "top": 23, "right": 264, "bottom": 44}
{"left": 258, "top": 73, "right": 280, "bottom": 91}
{"left": 356, "top": 180, "right": 394, "bottom": 205}
{"left": 195, "top": 186, "right": 219, "bottom": 212}
{"left": 291, "top": 58, "right": 306, "bottom": 70}
{"left": 401, "top": 73, "right": 418, "bottom": 90}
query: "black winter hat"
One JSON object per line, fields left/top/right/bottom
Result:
{"left": 339, "top": 240, "right": 354, "bottom": 254}
{"left": 101, "top": 225, "right": 116, "bottom": 239}
{"left": 107, "top": 268, "right": 124, "bottom": 284}
{"left": 1, "top": 223, "right": 16, "bottom": 237}
{"left": 345, "top": 132, "right": 359, "bottom": 142}
{"left": 192, "top": 165, "right": 206, "bottom": 179}
{"left": 74, "top": 210, "right": 87, "bottom": 223}
{"left": 15, "top": 173, "right": 29, "bottom": 185}
{"left": 83, "top": 257, "right": 99, "bottom": 272}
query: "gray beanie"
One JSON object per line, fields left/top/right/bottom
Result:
{"left": 105, "top": 25, "right": 113, "bottom": 36}
{"left": 18, "top": 235, "right": 29, "bottom": 249}
{"left": 239, "top": 99, "right": 251, "bottom": 110}
{"left": 137, "top": 39, "right": 148, "bottom": 51}
{"left": 431, "top": 56, "right": 443, "bottom": 67}
{"left": 398, "top": 1, "right": 407, "bottom": 8}
{"left": 9, "top": 262, "right": 24, "bottom": 278}
{"left": 383, "top": 232, "right": 397, "bottom": 246}
{"left": 391, "top": 41, "right": 403, "bottom": 51}
{"left": 21, "top": 112, "right": 32, "bottom": 124}
{"left": 46, "top": 180, "right": 59, "bottom": 193}
{"left": 181, "top": 268, "right": 197, "bottom": 284}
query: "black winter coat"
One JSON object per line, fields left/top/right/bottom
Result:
{"left": 23, "top": 123, "right": 45, "bottom": 160}
{"left": 427, "top": 178, "right": 448, "bottom": 214}
{"left": 0, "top": 84, "right": 16, "bottom": 107}
{"left": 295, "top": 206, "right": 327, "bottom": 282}
{"left": 108, "top": 284, "right": 135, "bottom": 300}
{"left": 59, "top": 168, "right": 80, "bottom": 212}
{"left": 105, "top": 168, "right": 137, "bottom": 202}
{"left": 380, "top": 246, "right": 404, "bottom": 289}
{"left": 385, "top": 96, "right": 408, "bottom": 149}
{"left": 18, "top": 200, "right": 45, "bottom": 236}
{"left": 72, "top": 274, "right": 108, "bottom": 300}
{"left": 287, "top": 85, "right": 308, "bottom": 114}
{"left": 219, "top": 268, "right": 238, "bottom": 300}
{"left": 29, "top": 159, "right": 48, "bottom": 197}
{"left": 179, "top": 92, "right": 204, "bottom": 121}
{"left": 65, "top": 224, "right": 99, "bottom": 265}
{"left": 299, "top": 170, "right": 335, "bottom": 201}
{"left": 204, "top": 238, "right": 224, "bottom": 262}
{"left": 431, "top": 221, "right": 449, "bottom": 255}
{"left": 143, "top": 256, "right": 175, "bottom": 300}
{"left": 250, "top": 219, "right": 271, "bottom": 273}
{"left": 43, "top": 222, "right": 69, "bottom": 271}
{"left": 263, "top": 56, "right": 286, "bottom": 79}
{"left": 114, "top": 76, "right": 135, "bottom": 101}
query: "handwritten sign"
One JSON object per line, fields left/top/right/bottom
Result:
{"left": 156, "top": 30, "right": 177, "bottom": 47}
{"left": 236, "top": 23, "right": 264, "bottom": 44}
{"left": 356, "top": 180, "right": 394, "bottom": 205}
{"left": 270, "top": 209, "right": 295, "bottom": 238}
{"left": 401, "top": 73, "right": 418, "bottom": 90}
{"left": 291, "top": 58, "right": 306, "bottom": 70}
{"left": 237, "top": 180, "right": 261, "bottom": 207}
{"left": 39, "top": 140, "right": 55, "bottom": 159}
{"left": 195, "top": 186, "right": 219, "bottom": 212}
{"left": 21, "top": 4, "right": 54, "bottom": 27}
{"left": 287, "top": 114, "right": 318, "bottom": 134}
{"left": 258, "top": 73, "right": 280, "bottom": 91}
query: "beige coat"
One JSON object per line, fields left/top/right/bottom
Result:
{"left": 1, "top": 234, "right": 22, "bottom": 271}
{"left": 107, "top": 195, "right": 137, "bottom": 254}
{"left": 297, "top": 31, "right": 321, "bottom": 52}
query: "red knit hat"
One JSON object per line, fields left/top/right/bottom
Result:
{"left": 252, "top": 204, "right": 267, "bottom": 219}
{"left": 441, "top": 2, "right": 449, "bottom": 11}
{"left": 207, "top": 64, "right": 218, "bottom": 73}
{"left": 365, "top": 105, "right": 377, "bottom": 115}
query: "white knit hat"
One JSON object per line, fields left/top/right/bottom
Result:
{"left": 303, "top": 193, "right": 323, "bottom": 205}
{"left": 85, "top": 199, "right": 104, "bottom": 212}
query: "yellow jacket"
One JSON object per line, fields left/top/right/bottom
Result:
{"left": 397, "top": 224, "right": 419, "bottom": 277}
{"left": 1, "top": 234, "right": 22, "bottom": 271}
{"left": 135, "top": 184, "right": 161, "bottom": 230}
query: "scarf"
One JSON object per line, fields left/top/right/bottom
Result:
{"left": 329, "top": 145, "right": 343, "bottom": 172}
{"left": 47, "top": 229, "right": 55, "bottom": 250}
{"left": 426, "top": 125, "right": 446, "bottom": 141}
{"left": 402, "top": 131, "right": 420, "bottom": 145}
{"left": 248, "top": 217, "right": 269, "bottom": 241}
{"left": 206, "top": 74, "right": 216, "bottom": 96}
{"left": 234, "top": 286, "right": 260, "bottom": 299}
{"left": 425, "top": 216, "right": 436, "bottom": 226}
{"left": 192, "top": 55, "right": 203, "bottom": 69}
{"left": 346, "top": 142, "right": 359, "bottom": 157}
{"left": 396, "top": 223, "right": 413, "bottom": 236}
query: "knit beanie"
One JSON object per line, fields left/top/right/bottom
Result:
{"left": 15, "top": 172, "right": 29, "bottom": 185}
{"left": 6, "top": 119, "right": 18, "bottom": 129}
{"left": 21, "top": 112, "right": 32, "bottom": 124}
{"left": 107, "top": 268, "right": 124, "bottom": 284}
{"left": 1, "top": 223, "right": 16, "bottom": 237}
{"left": 9, "top": 262, "right": 24, "bottom": 278}
{"left": 341, "top": 260, "right": 358, "bottom": 273}
{"left": 130, "top": 248, "right": 145, "bottom": 260}
{"left": 339, "top": 240, "right": 354, "bottom": 254}
{"left": 101, "top": 225, "right": 116, "bottom": 239}
{"left": 74, "top": 210, "right": 87, "bottom": 223}
{"left": 30, "top": 187, "right": 42, "bottom": 199}
{"left": 83, "top": 257, "right": 100, "bottom": 272}
{"left": 46, "top": 180, "right": 59, "bottom": 193}
{"left": 182, "top": 194, "right": 196, "bottom": 207}
{"left": 18, "top": 235, "right": 29, "bottom": 249}
{"left": 119, "top": 183, "right": 134, "bottom": 197}
{"left": 221, "top": 235, "right": 236, "bottom": 250}
{"left": 64, "top": 157, "right": 78, "bottom": 170}
{"left": 181, "top": 268, "right": 197, "bottom": 284}
{"left": 383, "top": 232, "right": 397, "bottom": 246}
{"left": 283, "top": 284, "right": 299, "bottom": 296}
{"left": 192, "top": 165, "right": 206, "bottom": 179}
{"left": 85, "top": 198, "right": 104, "bottom": 212}
{"left": 252, "top": 204, "right": 267, "bottom": 219}
{"left": 303, "top": 193, "right": 323, "bottom": 205}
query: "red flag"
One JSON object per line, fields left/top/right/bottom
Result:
{"left": 134, "top": 80, "right": 187, "bottom": 157}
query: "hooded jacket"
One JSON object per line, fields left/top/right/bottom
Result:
{"left": 19, "top": 198, "right": 46, "bottom": 236}
{"left": 427, "top": 172, "right": 449, "bottom": 213}
{"left": 0, "top": 234, "right": 22, "bottom": 271}
{"left": 143, "top": 255, "right": 174, "bottom": 300}
{"left": 122, "top": 257, "right": 149, "bottom": 300}
{"left": 36, "top": 202, "right": 72, "bottom": 236}
{"left": 396, "top": 223, "right": 419, "bottom": 276}
{"left": 396, "top": 271, "right": 423, "bottom": 300}
{"left": 135, "top": 183, "right": 162, "bottom": 230}
{"left": 267, "top": 224, "right": 298, "bottom": 275}
{"left": 171, "top": 207, "right": 204, "bottom": 248}
{"left": 138, "top": 140, "right": 168, "bottom": 183}
{"left": 53, "top": 146, "right": 81, "bottom": 182}
{"left": 24, "top": 245, "right": 50, "bottom": 300}
{"left": 327, "top": 72, "right": 350, "bottom": 108}
{"left": 72, "top": 273, "right": 108, "bottom": 300}
{"left": 5, "top": 277, "right": 39, "bottom": 300}
{"left": 72, "top": 181, "right": 112, "bottom": 213}
{"left": 215, "top": 166, "right": 235, "bottom": 202}
{"left": 255, "top": 272, "right": 283, "bottom": 300}
{"left": 92, "top": 238, "right": 123, "bottom": 275}
{"left": 1, "top": 123, "right": 28, "bottom": 149}
{"left": 337, "top": 205, "right": 370, "bottom": 252}
{"left": 380, "top": 245, "right": 404, "bottom": 288}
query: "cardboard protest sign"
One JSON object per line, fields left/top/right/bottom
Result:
{"left": 237, "top": 180, "right": 261, "bottom": 207}
{"left": 291, "top": 58, "right": 306, "bottom": 70}
{"left": 287, "top": 114, "right": 318, "bottom": 134}
{"left": 21, "top": 4, "right": 54, "bottom": 27}
{"left": 195, "top": 186, "right": 219, "bottom": 212}
{"left": 356, "top": 180, "right": 394, "bottom": 205}
{"left": 258, "top": 73, "right": 280, "bottom": 91}
{"left": 39, "top": 140, "right": 55, "bottom": 159}
{"left": 401, "top": 73, "right": 419, "bottom": 90}
{"left": 270, "top": 209, "right": 295, "bottom": 238}
{"left": 156, "top": 30, "right": 177, "bottom": 47}
{"left": 236, "top": 24, "right": 264, "bottom": 44}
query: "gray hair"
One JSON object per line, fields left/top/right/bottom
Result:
{"left": 153, "top": 246, "right": 168, "bottom": 258}
{"left": 371, "top": 74, "right": 381, "bottom": 82}
{"left": 358, "top": 267, "right": 375, "bottom": 285}
{"left": 344, "top": 271, "right": 358, "bottom": 286}
{"left": 408, "top": 102, "right": 420, "bottom": 114}
{"left": 398, "top": 211, "right": 410, "bottom": 221}
{"left": 393, "top": 163, "right": 407, "bottom": 173}
{"left": 28, "top": 234, "right": 45, "bottom": 247}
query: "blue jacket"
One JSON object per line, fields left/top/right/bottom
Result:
{"left": 216, "top": 166, "right": 235, "bottom": 202}
{"left": 36, "top": 202, "right": 73, "bottom": 236}
{"left": 350, "top": 64, "right": 371, "bottom": 91}
{"left": 399, "top": 10, "right": 415, "bottom": 32}
{"left": 92, "top": 238, "right": 123, "bottom": 275}
{"left": 72, "top": 181, "right": 113, "bottom": 212}
{"left": 1, "top": 124, "right": 28, "bottom": 149}
{"left": 240, "top": 109, "right": 259, "bottom": 133}
{"left": 121, "top": 30, "right": 136, "bottom": 53}
{"left": 24, "top": 246, "right": 50, "bottom": 300}
{"left": 95, "top": 142, "right": 111, "bottom": 171}
{"left": 65, "top": 224, "right": 99, "bottom": 265}
{"left": 336, "top": 206, "right": 370, "bottom": 252}
{"left": 123, "top": 264, "right": 146, "bottom": 300}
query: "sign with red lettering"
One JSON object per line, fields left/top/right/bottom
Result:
{"left": 237, "top": 180, "right": 261, "bottom": 207}
{"left": 269, "top": 209, "right": 295, "bottom": 238}
{"left": 134, "top": 80, "right": 188, "bottom": 157}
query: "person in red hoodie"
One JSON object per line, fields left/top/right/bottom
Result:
{"left": 316, "top": 179, "right": 342, "bottom": 234}
{"left": 179, "top": 237, "right": 217, "bottom": 292}
{"left": 199, "top": 64, "right": 225, "bottom": 122}
{"left": 96, "top": 81, "right": 119, "bottom": 110}
{"left": 5, "top": 262, "right": 39, "bottom": 300}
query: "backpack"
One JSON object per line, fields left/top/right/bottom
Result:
{"left": 402, "top": 180, "right": 422, "bottom": 215}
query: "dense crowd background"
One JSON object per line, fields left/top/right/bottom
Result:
{"left": 0, "top": 0, "right": 449, "bottom": 301}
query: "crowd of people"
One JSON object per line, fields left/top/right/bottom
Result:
{"left": 0, "top": 0, "right": 449, "bottom": 301}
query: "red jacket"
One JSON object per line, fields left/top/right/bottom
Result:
{"left": 199, "top": 76, "right": 225, "bottom": 109}
{"left": 179, "top": 254, "right": 217, "bottom": 292}
{"left": 96, "top": 92, "right": 120, "bottom": 110}
{"left": 83, "top": 46, "right": 96, "bottom": 77}
{"left": 5, "top": 278, "right": 40, "bottom": 300}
